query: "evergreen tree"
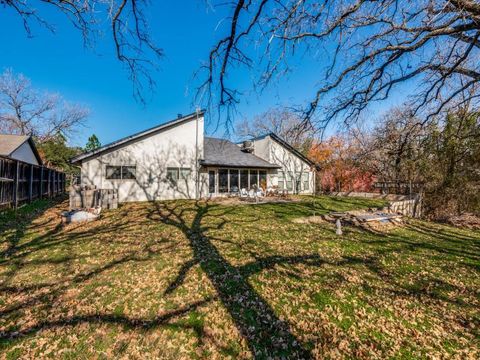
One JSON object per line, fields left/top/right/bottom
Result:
{"left": 85, "top": 134, "right": 101, "bottom": 152}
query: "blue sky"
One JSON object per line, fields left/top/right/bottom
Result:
{"left": 0, "top": 2, "right": 405, "bottom": 147}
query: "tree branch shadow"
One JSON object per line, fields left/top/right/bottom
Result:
{"left": 148, "top": 200, "right": 314, "bottom": 358}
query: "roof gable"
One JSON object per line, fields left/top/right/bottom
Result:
{"left": 253, "top": 133, "right": 314, "bottom": 166}
{"left": 71, "top": 110, "right": 205, "bottom": 164}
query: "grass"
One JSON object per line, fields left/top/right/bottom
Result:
{"left": 0, "top": 195, "right": 478, "bottom": 359}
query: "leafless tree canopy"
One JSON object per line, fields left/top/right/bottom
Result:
{"left": 0, "top": 69, "right": 89, "bottom": 140}
{"left": 2, "top": 0, "right": 162, "bottom": 102}
{"left": 237, "top": 108, "right": 314, "bottom": 152}
{"left": 199, "top": 0, "right": 480, "bottom": 131}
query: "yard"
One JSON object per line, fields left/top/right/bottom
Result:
{"left": 0, "top": 196, "right": 478, "bottom": 359}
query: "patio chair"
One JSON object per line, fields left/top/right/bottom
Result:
{"left": 230, "top": 186, "right": 239, "bottom": 197}
{"left": 240, "top": 188, "right": 248, "bottom": 197}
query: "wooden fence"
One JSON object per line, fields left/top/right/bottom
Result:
{"left": 0, "top": 155, "right": 66, "bottom": 210}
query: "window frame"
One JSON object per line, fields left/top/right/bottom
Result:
{"left": 166, "top": 167, "right": 192, "bottom": 185}
{"left": 105, "top": 165, "right": 136, "bottom": 180}
{"left": 166, "top": 167, "right": 179, "bottom": 185}
{"left": 303, "top": 172, "right": 309, "bottom": 191}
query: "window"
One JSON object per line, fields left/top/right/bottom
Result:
{"left": 229, "top": 169, "right": 239, "bottom": 192}
{"left": 180, "top": 168, "right": 191, "bottom": 179}
{"left": 250, "top": 169, "right": 258, "bottom": 188}
{"left": 259, "top": 170, "right": 267, "bottom": 190}
{"left": 167, "top": 168, "right": 179, "bottom": 184}
{"left": 167, "top": 167, "right": 192, "bottom": 185}
{"left": 278, "top": 173, "right": 285, "bottom": 190}
{"left": 218, "top": 169, "right": 228, "bottom": 193}
{"left": 208, "top": 171, "right": 215, "bottom": 193}
{"left": 122, "top": 166, "right": 136, "bottom": 180}
{"left": 303, "top": 172, "right": 309, "bottom": 191}
{"left": 106, "top": 166, "right": 122, "bottom": 180}
{"left": 240, "top": 169, "right": 248, "bottom": 189}
{"left": 106, "top": 165, "right": 136, "bottom": 180}
{"left": 285, "top": 173, "right": 293, "bottom": 191}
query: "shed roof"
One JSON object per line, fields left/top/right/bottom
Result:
{"left": 0, "top": 134, "right": 29, "bottom": 155}
{"left": 0, "top": 134, "right": 43, "bottom": 165}
{"left": 202, "top": 137, "right": 280, "bottom": 168}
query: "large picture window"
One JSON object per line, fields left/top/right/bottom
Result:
{"left": 106, "top": 165, "right": 136, "bottom": 180}
{"left": 210, "top": 168, "right": 269, "bottom": 193}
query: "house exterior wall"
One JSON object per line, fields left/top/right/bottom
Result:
{"left": 11, "top": 141, "right": 39, "bottom": 165}
{"left": 253, "top": 136, "right": 314, "bottom": 194}
{"left": 80, "top": 116, "right": 207, "bottom": 202}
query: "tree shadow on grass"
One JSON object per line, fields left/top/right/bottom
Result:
{"left": 0, "top": 199, "right": 61, "bottom": 259}
{"left": 147, "top": 200, "right": 316, "bottom": 358}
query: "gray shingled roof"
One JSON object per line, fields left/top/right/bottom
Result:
{"left": 0, "top": 134, "right": 30, "bottom": 156}
{"left": 203, "top": 137, "right": 280, "bottom": 168}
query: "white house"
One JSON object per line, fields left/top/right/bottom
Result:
{"left": 0, "top": 135, "right": 43, "bottom": 165}
{"left": 71, "top": 111, "right": 315, "bottom": 202}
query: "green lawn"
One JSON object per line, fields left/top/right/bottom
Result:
{"left": 0, "top": 196, "right": 478, "bottom": 359}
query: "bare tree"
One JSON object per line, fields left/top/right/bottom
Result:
{"left": 3, "top": 0, "right": 162, "bottom": 102}
{"left": 0, "top": 69, "right": 89, "bottom": 140}
{"left": 199, "top": 0, "right": 480, "bottom": 131}
{"left": 352, "top": 106, "right": 427, "bottom": 185}
{"left": 237, "top": 108, "right": 314, "bottom": 152}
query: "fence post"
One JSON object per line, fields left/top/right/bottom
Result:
{"left": 28, "top": 164, "right": 33, "bottom": 203}
{"left": 13, "top": 160, "right": 19, "bottom": 209}
{"left": 39, "top": 167, "right": 43, "bottom": 199}
{"left": 47, "top": 169, "right": 51, "bottom": 197}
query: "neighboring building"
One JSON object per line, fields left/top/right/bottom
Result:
{"left": 0, "top": 135, "right": 43, "bottom": 165}
{"left": 71, "top": 111, "right": 315, "bottom": 202}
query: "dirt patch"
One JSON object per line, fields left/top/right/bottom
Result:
{"left": 445, "top": 213, "right": 480, "bottom": 230}
{"left": 293, "top": 210, "right": 404, "bottom": 233}
{"left": 292, "top": 216, "right": 327, "bottom": 224}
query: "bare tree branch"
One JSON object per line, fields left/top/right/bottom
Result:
{"left": 2, "top": 0, "right": 162, "bottom": 103}
{"left": 0, "top": 69, "right": 89, "bottom": 140}
{"left": 199, "top": 0, "right": 480, "bottom": 132}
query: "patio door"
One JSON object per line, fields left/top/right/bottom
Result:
{"left": 208, "top": 170, "right": 216, "bottom": 194}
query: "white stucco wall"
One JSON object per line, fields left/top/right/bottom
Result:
{"left": 253, "top": 136, "right": 314, "bottom": 194}
{"left": 80, "top": 116, "right": 207, "bottom": 202}
{"left": 11, "top": 141, "right": 39, "bottom": 165}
